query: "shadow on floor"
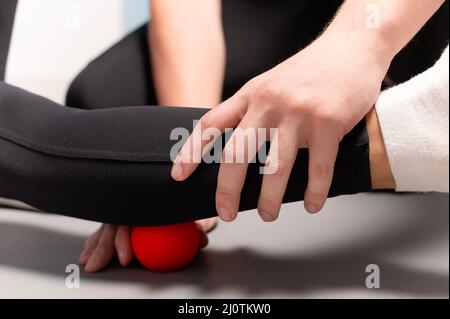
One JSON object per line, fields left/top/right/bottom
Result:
{"left": 0, "top": 194, "right": 448, "bottom": 297}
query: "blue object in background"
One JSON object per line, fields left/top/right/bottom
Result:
{"left": 122, "top": 0, "right": 150, "bottom": 33}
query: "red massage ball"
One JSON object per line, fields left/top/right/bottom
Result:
{"left": 131, "top": 222, "right": 200, "bottom": 272}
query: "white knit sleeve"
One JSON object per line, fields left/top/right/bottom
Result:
{"left": 375, "top": 46, "right": 449, "bottom": 193}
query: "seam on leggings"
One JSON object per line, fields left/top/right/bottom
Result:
{"left": 0, "top": 128, "right": 171, "bottom": 163}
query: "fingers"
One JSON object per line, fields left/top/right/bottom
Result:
{"left": 114, "top": 226, "right": 133, "bottom": 267}
{"left": 170, "top": 79, "right": 341, "bottom": 220}
{"left": 171, "top": 93, "right": 248, "bottom": 181}
{"left": 304, "top": 130, "right": 339, "bottom": 214}
{"left": 83, "top": 225, "right": 103, "bottom": 248}
{"left": 215, "top": 117, "right": 262, "bottom": 222}
{"left": 257, "top": 128, "right": 298, "bottom": 221}
{"left": 79, "top": 225, "right": 103, "bottom": 265}
{"left": 80, "top": 225, "right": 133, "bottom": 271}
{"left": 84, "top": 224, "right": 117, "bottom": 273}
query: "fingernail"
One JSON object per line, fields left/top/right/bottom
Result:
{"left": 218, "top": 206, "right": 233, "bottom": 222}
{"left": 171, "top": 163, "right": 183, "bottom": 180}
{"left": 305, "top": 203, "right": 320, "bottom": 214}
{"left": 259, "top": 211, "right": 274, "bottom": 222}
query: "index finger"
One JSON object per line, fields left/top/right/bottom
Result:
{"left": 171, "top": 93, "right": 248, "bottom": 181}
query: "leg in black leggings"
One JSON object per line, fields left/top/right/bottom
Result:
{"left": 0, "top": 0, "right": 18, "bottom": 81}
{"left": 65, "top": 1, "right": 449, "bottom": 109}
{"left": 0, "top": 81, "right": 371, "bottom": 226}
{"left": 65, "top": 1, "right": 342, "bottom": 109}
{"left": 66, "top": 25, "right": 158, "bottom": 109}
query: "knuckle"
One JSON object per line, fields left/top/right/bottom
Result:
{"left": 268, "top": 160, "right": 289, "bottom": 177}
{"left": 216, "top": 184, "right": 240, "bottom": 198}
{"left": 281, "top": 92, "right": 315, "bottom": 117}
{"left": 309, "top": 163, "right": 333, "bottom": 179}
{"left": 291, "top": 91, "right": 314, "bottom": 109}
{"left": 311, "top": 109, "right": 346, "bottom": 140}
{"left": 313, "top": 109, "right": 339, "bottom": 126}
{"left": 253, "top": 82, "right": 282, "bottom": 104}
{"left": 199, "top": 112, "right": 214, "bottom": 129}
{"left": 241, "top": 79, "right": 258, "bottom": 92}
{"left": 282, "top": 99, "right": 303, "bottom": 116}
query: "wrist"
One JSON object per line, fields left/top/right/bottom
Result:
{"left": 321, "top": 26, "right": 394, "bottom": 75}
{"left": 320, "top": 9, "right": 401, "bottom": 75}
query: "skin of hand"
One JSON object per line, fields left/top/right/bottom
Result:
{"left": 172, "top": 34, "right": 387, "bottom": 222}
{"left": 80, "top": 0, "right": 225, "bottom": 273}
{"left": 171, "top": 0, "right": 445, "bottom": 222}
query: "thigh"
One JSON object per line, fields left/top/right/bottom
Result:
{"left": 0, "top": 0, "right": 18, "bottom": 81}
{"left": 66, "top": 1, "right": 340, "bottom": 107}
{"left": 67, "top": 1, "right": 448, "bottom": 108}
{"left": 66, "top": 24, "right": 157, "bottom": 109}
{"left": 67, "top": 0, "right": 335, "bottom": 108}
{"left": 221, "top": 0, "right": 342, "bottom": 99}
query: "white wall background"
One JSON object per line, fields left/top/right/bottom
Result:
{"left": 5, "top": 0, "right": 150, "bottom": 103}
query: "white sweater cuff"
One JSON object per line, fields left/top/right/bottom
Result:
{"left": 375, "top": 47, "right": 449, "bottom": 193}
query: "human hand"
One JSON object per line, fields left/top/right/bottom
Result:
{"left": 79, "top": 222, "right": 210, "bottom": 273}
{"left": 171, "top": 32, "right": 390, "bottom": 221}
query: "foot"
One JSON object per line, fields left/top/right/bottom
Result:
{"left": 79, "top": 219, "right": 212, "bottom": 273}
{"left": 195, "top": 217, "right": 218, "bottom": 233}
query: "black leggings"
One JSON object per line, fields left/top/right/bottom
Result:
{"left": 0, "top": 0, "right": 18, "bottom": 81}
{"left": 0, "top": 81, "right": 371, "bottom": 226}
{"left": 0, "top": 0, "right": 373, "bottom": 226}
{"left": 65, "top": 1, "right": 449, "bottom": 109}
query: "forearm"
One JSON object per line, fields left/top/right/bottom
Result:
{"left": 149, "top": 0, "right": 225, "bottom": 108}
{"left": 322, "top": 0, "right": 445, "bottom": 71}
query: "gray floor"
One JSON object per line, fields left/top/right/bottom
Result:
{"left": 0, "top": 192, "right": 448, "bottom": 299}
